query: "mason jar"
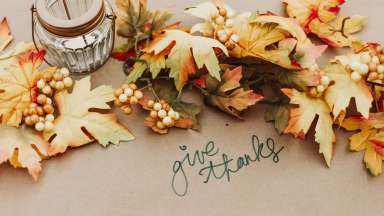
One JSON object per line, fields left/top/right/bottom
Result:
{"left": 32, "top": 0, "right": 116, "bottom": 74}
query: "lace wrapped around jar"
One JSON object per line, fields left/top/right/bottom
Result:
{"left": 32, "top": 0, "right": 116, "bottom": 74}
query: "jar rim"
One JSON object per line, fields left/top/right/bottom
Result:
{"left": 35, "top": 0, "right": 103, "bottom": 29}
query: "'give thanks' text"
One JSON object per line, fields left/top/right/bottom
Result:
{"left": 171, "top": 135, "right": 284, "bottom": 197}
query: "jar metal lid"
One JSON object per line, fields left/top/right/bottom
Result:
{"left": 35, "top": 0, "right": 105, "bottom": 37}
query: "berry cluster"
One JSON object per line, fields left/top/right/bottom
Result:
{"left": 337, "top": 46, "right": 384, "bottom": 83}
{"left": 114, "top": 83, "right": 144, "bottom": 115}
{"left": 24, "top": 68, "right": 73, "bottom": 132}
{"left": 208, "top": 5, "right": 240, "bottom": 50}
{"left": 307, "top": 67, "right": 331, "bottom": 98}
{"left": 147, "top": 100, "right": 180, "bottom": 130}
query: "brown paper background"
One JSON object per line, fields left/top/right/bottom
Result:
{"left": 1, "top": 0, "right": 384, "bottom": 215}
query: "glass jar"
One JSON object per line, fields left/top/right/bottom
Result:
{"left": 32, "top": 0, "right": 116, "bottom": 74}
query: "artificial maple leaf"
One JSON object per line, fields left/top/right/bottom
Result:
{"left": 43, "top": 76, "right": 134, "bottom": 156}
{"left": 0, "top": 18, "right": 13, "bottom": 52}
{"left": 127, "top": 29, "right": 228, "bottom": 90}
{"left": 231, "top": 14, "right": 326, "bottom": 70}
{"left": 0, "top": 125, "right": 48, "bottom": 180}
{"left": 282, "top": 88, "right": 335, "bottom": 166}
{"left": 342, "top": 113, "right": 384, "bottom": 176}
{"left": 205, "top": 66, "right": 264, "bottom": 118}
{"left": 323, "top": 63, "right": 373, "bottom": 119}
{"left": 116, "top": 0, "right": 171, "bottom": 50}
{"left": 283, "top": 0, "right": 345, "bottom": 31}
{"left": 0, "top": 49, "right": 43, "bottom": 127}
{"left": 309, "top": 15, "right": 366, "bottom": 47}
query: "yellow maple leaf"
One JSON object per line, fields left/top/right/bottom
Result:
{"left": 43, "top": 76, "right": 134, "bottom": 156}
{"left": 283, "top": 0, "right": 344, "bottom": 30}
{"left": 323, "top": 63, "right": 373, "bottom": 119}
{"left": 342, "top": 114, "right": 384, "bottom": 176}
{"left": 231, "top": 15, "right": 326, "bottom": 70}
{"left": 127, "top": 29, "right": 228, "bottom": 90}
{"left": 0, "top": 125, "right": 48, "bottom": 180}
{"left": 282, "top": 88, "right": 335, "bottom": 166}
{"left": 309, "top": 15, "right": 366, "bottom": 47}
{"left": 0, "top": 48, "right": 43, "bottom": 127}
{"left": 0, "top": 18, "right": 12, "bottom": 52}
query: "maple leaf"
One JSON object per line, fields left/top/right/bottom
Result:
{"left": 283, "top": 0, "right": 345, "bottom": 31}
{"left": 0, "top": 125, "right": 48, "bottom": 180}
{"left": 0, "top": 48, "right": 43, "bottom": 127}
{"left": 342, "top": 113, "right": 384, "bottom": 176}
{"left": 231, "top": 14, "right": 326, "bottom": 70}
{"left": 283, "top": 0, "right": 365, "bottom": 48}
{"left": 43, "top": 76, "right": 134, "bottom": 156}
{"left": 116, "top": 0, "right": 171, "bottom": 50}
{"left": 323, "top": 63, "right": 373, "bottom": 119}
{"left": 205, "top": 66, "right": 264, "bottom": 118}
{"left": 127, "top": 30, "right": 228, "bottom": 90}
{"left": 0, "top": 18, "right": 13, "bottom": 52}
{"left": 309, "top": 15, "right": 366, "bottom": 47}
{"left": 282, "top": 88, "right": 335, "bottom": 166}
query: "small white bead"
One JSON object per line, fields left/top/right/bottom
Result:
{"left": 215, "top": 16, "right": 225, "bottom": 25}
{"left": 162, "top": 116, "right": 173, "bottom": 126}
{"left": 320, "top": 76, "right": 330, "bottom": 86}
{"left": 45, "top": 114, "right": 55, "bottom": 122}
{"left": 60, "top": 68, "right": 70, "bottom": 77}
{"left": 153, "top": 103, "right": 162, "bottom": 111}
{"left": 168, "top": 109, "right": 176, "bottom": 119}
{"left": 174, "top": 112, "right": 180, "bottom": 120}
{"left": 158, "top": 109, "right": 167, "bottom": 119}
{"left": 316, "top": 85, "right": 325, "bottom": 93}
{"left": 63, "top": 77, "right": 73, "bottom": 88}
{"left": 217, "top": 29, "right": 227, "bottom": 38}
{"left": 118, "top": 94, "right": 128, "bottom": 103}
{"left": 378, "top": 65, "right": 384, "bottom": 73}
{"left": 44, "top": 121, "right": 54, "bottom": 131}
{"left": 55, "top": 81, "right": 65, "bottom": 90}
{"left": 372, "top": 56, "right": 380, "bottom": 65}
{"left": 124, "top": 88, "right": 133, "bottom": 96}
{"left": 351, "top": 71, "right": 362, "bottom": 81}
{"left": 37, "top": 79, "right": 46, "bottom": 89}
{"left": 360, "top": 53, "right": 371, "bottom": 64}
{"left": 46, "top": 97, "right": 52, "bottom": 105}
{"left": 358, "top": 64, "right": 369, "bottom": 75}
{"left": 225, "top": 19, "right": 234, "bottom": 27}
{"left": 35, "top": 122, "right": 45, "bottom": 132}
{"left": 134, "top": 90, "right": 143, "bottom": 99}
{"left": 42, "top": 86, "right": 52, "bottom": 95}
{"left": 349, "top": 61, "right": 360, "bottom": 71}
{"left": 230, "top": 34, "right": 240, "bottom": 43}
{"left": 156, "top": 121, "right": 165, "bottom": 129}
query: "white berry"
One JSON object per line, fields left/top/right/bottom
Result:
{"left": 168, "top": 109, "right": 176, "bottom": 119}
{"left": 372, "top": 56, "right": 381, "bottom": 65}
{"left": 134, "top": 90, "right": 143, "bottom": 99}
{"left": 153, "top": 103, "right": 162, "bottom": 111}
{"left": 162, "top": 116, "right": 173, "bottom": 126}
{"left": 174, "top": 112, "right": 180, "bottom": 120}
{"left": 63, "top": 77, "right": 73, "bottom": 88}
{"left": 147, "top": 100, "right": 155, "bottom": 108}
{"left": 360, "top": 53, "right": 371, "bottom": 64}
{"left": 378, "top": 65, "right": 384, "bottom": 73}
{"left": 35, "top": 122, "right": 45, "bottom": 132}
{"left": 124, "top": 88, "right": 133, "bottom": 96}
{"left": 118, "top": 94, "right": 128, "bottom": 103}
{"left": 358, "top": 64, "right": 369, "bottom": 75}
{"left": 349, "top": 61, "right": 360, "bottom": 71}
{"left": 45, "top": 114, "right": 55, "bottom": 122}
{"left": 320, "top": 76, "right": 330, "bottom": 86}
{"left": 351, "top": 71, "right": 362, "bottom": 81}
{"left": 37, "top": 79, "right": 46, "bottom": 89}
{"left": 60, "top": 68, "right": 70, "bottom": 77}
{"left": 55, "top": 81, "right": 65, "bottom": 90}
{"left": 225, "top": 19, "right": 234, "bottom": 27}
{"left": 42, "top": 86, "right": 52, "bottom": 95}
{"left": 46, "top": 97, "right": 52, "bottom": 105}
{"left": 316, "top": 85, "right": 325, "bottom": 93}
{"left": 158, "top": 109, "right": 167, "bottom": 118}
{"left": 156, "top": 121, "right": 165, "bottom": 129}
{"left": 215, "top": 16, "right": 225, "bottom": 25}
{"left": 44, "top": 121, "right": 54, "bottom": 131}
